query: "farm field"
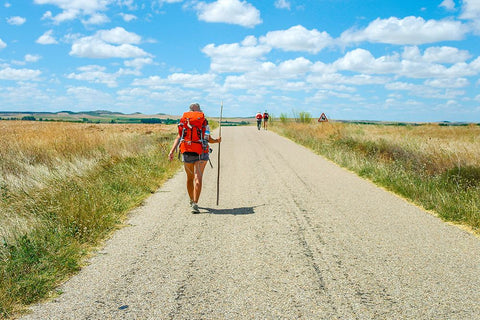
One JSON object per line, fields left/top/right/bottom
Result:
{"left": 271, "top": 121, "right": 480, "bottom": 233}
{"left": 0, "top": 121, "right": 181, "bottom": 317}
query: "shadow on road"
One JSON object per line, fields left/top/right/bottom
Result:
{"left": 199, "top": 205, "right": 263, "bottom": 215}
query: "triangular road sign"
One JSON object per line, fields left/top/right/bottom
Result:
{"left": 318, "top": 113, "right": 328, "bottom": 122}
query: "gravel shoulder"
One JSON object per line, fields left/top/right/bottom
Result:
{"left": 22, "top": 126, "right": 480, "bottom": 319}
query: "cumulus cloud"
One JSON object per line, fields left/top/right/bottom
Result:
{"left": 124, "top": 57, "right": 153, "bottom": 69}
{"left": 25, "top": 54, "right": 42, "bottom": 63}
{"left": 333, "top": 47, "right": 480, "bottom": 79}
{"left": 96, "top": 27, "right": 141, "bottom": 44}
{"left": 36, "top": 30, "right": 58, "bottom": 44}
{"left": 260, "top": 25, "right": 332, "bottom": 53}
{"left": 70, "top": 27, "right": 149, "bottom": 58}
{"left": 402, "top": 46, "right": 471, "bottom": 64}
{"left": 34, "top": 0, "right": 113, "bottom": 24}
{"left": 7, "top": 16, "right": 26, "bottom": 25}
{"left": 340, "top": 16, "right": 468, "bottom": 45}
{"left": 440, "top": 0, "right": 455, "bottom": 10}
{"left": 0, "top": 38, "right": 6, "bottom": 49}
{"left": 460, "top": 0, "right": 480, "bottom": 19}
{"left": 424, "top": 78, "right": 470, "bottom": 88}
{"left": 0, "top": 67, "right": 41, "bottom": 81}
{"left": 278, "top": 57, "right": 313, "bottom": 75}
{"left": 422, "top": 46, "right": 471, "bottom": 63}
{"left": 274, "top": 0, "right": 290, "bottom": 10}
{"left": 120, "top": 13, "right": 137, "bottom": 22}
{"left": 202, "top": 39, "right": 271, "bottom": 73}
{"left": 67, "top": 65, "right": 118, "bottom": 87}
{"left": 82, "top": 13, "right": 110, "bottom": 25}
{"left": 334, "top": 49, "right": 401, "bottom": 74}
{"left": 195, "top": 0, "right": 262, "bottom": 28}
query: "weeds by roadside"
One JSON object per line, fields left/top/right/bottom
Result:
{"left": 0, "top": 122, "right": 181, "bottom": 318}
{"left": 271, "top": 121, "right": 480, "bottom": 233}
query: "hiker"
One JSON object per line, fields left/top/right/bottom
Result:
{"left": 168, "top": 103, "right": 221, "bottom": 213}
{"left": 263, "top": 110, "right": 269, "bottom": 130}
{"left": 255, "top": 111, "right": 263, "bottom": 130}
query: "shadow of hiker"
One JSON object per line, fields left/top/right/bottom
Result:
{"left": 198, "top": 205, "right": 263, "bottom": 215}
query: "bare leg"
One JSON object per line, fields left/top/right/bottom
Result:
{"left": 193, "top": 160, "right": 208, "bottom": 203}
{"left": 184, "top": 163, "right": 195, "bottom": 202}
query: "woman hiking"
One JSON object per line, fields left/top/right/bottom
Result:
{"left": 168, "top": 103, "right": 221, "bottom": 213}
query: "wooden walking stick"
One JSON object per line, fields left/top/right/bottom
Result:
{"left": 216, "top": 101, "right": 223, "bottom": 206}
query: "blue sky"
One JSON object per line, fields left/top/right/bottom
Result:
{"left": 1, "top": 0, "right": 480, "bottom": 121}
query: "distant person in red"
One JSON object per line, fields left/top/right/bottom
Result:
{"left": 255, "top": 112, "right": 263, "bottom": 130}
{"left": 263, "top": 111, "right": 269, "bottom": 130}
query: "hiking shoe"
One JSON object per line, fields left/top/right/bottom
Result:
{"left": 191, "top": 203, "right": 200, "bottom": 214}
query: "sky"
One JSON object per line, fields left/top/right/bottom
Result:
{"left": 1, "top": 0, "right": 480, "bottom": 121}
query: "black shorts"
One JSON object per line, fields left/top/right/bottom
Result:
{"left": 182, "top": 152, "right": 209, "bottom": 163}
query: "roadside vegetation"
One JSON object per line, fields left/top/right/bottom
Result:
{"left": 0, "top": 121, "right": 181, "bottom": 318}
{"left": 271, "top": 118, "right": 480, "bottom": 234}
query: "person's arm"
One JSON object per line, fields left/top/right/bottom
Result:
{"left": 208, "top": 136, "right": 221, "bottom": 144}
{"left": 168, "top": 134, "right": 181, "bottom": 161}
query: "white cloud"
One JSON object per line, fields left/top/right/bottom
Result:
{"left": 334, "top": 49, "right": 401, "bottom": 74}
{"left": 7, "top": 16, "right": 26, "bottom": 25}
{"left": 402, "top": 46, "right": 471, "bottom": 64}
{"left": 70, "top": 27, "right": 149, "bottom": 58}
{"left": 425, "top": 78, "right": 469, "bottom": 88}
{"left": 0, "top": 38, "right": 6, "bottom": 49}
{"left": 124, "top": 57, "right": 153, "bottom": 69}
{"left": 82, "top": 13, "right": 110, "bottom": 25}
{"left": 96, "top": 27, "right": 141, "bottom": 44}
{"left": 340, "top": 16, "right": 468, "bottom": 45}
{"left": 274, "top": 0, "right": 290, "bottom": 10}
{"left": 422, "top": 46, "right": 471, "bottom": 63}
{"left": 67, "top": 65, "right": 118, "bottom": 87}
{"left": 202, "top": 40, "right": 271, "bottom": 73}
{"left": 5, "top": 2, "right": 11, "bottom": 7}
{"left": 0, "top": 67, "right": 41, "bottom": 81}
{"left": 460, "top": 0, "right": 480, "bottom": 19}
{"left": 132, "top": 76, "right": 169, "bottom": 89}
{"left": 278, "top": 57, "right": 312, "bottom": 76}
{"left": 34, "top": 0, "right": 113, "bottom": 23}
{"left": 36, "top": 30, "right": 58, "bottom": 44}
{"left": 333, "top": 47, "right": 480, "bottom": 79}
{"left": 120, "top": 13, "right": 137, "bottom": 22}
{"left": 25, "top": 54, "right": 42, "bottom": 63}
{"left": 440, "top": 0, "right": 455, "bottom": 10}
{"left": 195, "top": 0, "right": 262, "bottom": 28}
{"left": 260, "top": 25, "right": 332, "bottom": 54}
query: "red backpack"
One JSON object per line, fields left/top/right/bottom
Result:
{"left": 178, "top": 111, "right": 208, "bottom": 155}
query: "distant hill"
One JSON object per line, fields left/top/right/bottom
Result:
{"left": 0, "top": 110, "right": 180, "bottom": 123}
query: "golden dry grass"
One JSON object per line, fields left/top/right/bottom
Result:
{"left": 272, "top": 121, "right": 480, "bottom": 233}
{"left": 0, "top": 121, "right": 176, "bottom": 240}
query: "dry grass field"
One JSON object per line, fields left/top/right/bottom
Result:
{"left": 0, "top": 121, "right": 180, "bottom": 317}
{"left": 272, "top": 121, "right": 480, "bottom": 233}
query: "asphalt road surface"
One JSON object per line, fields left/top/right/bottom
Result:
{"left": 23, "top": 126, "right": 480, "bottom": 319}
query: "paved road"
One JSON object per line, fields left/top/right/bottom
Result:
{"left": 23, "top": 126, "right": 480, "bottom": 319}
